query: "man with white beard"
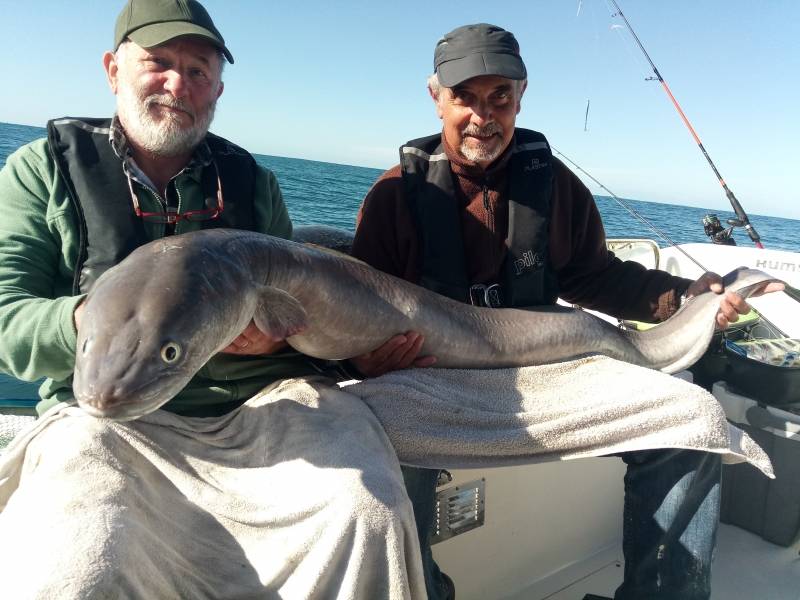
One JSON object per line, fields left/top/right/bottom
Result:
{"left": 0, "top": 0, "right": 306, "bottom": 414}
{"left": 0, "top": 1, "right": 424, "bottom": 597}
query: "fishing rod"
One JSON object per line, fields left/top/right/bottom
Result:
{"left": 608, "top": 0, "right": 764, "bottom": 248}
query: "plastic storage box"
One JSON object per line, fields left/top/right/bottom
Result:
{"left": 714, "top": 381, "right": 800, "bottom": 546}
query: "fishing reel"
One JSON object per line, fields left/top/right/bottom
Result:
{"left": 702, "top": 214, "right": 738, "bottom": 246}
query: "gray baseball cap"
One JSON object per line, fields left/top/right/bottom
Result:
{"left": 434, "top": 23, "right": 526, "bottom": 87}
{"left": 114, "top": 0, "right": 234, "bottom": 64}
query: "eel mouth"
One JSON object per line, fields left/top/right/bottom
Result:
{"left": 77, "top": 401, "right": 145, "bottom": 422}
{"left": 74, "top": 375, "right": 175, "bottom": 421}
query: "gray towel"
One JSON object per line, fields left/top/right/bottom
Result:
{"left": 0, "top": 378, "right": 424, "bottom": 600}
{"left": 346, "top": 356, "right": 772, "bottom": 476}
{"left": 0, "top": 360, "right": 772, "bottom": 599}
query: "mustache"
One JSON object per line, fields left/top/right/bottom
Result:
{"left": 145, "top": 95, "right": 196, "bottom": 120}
{"left": 461, "top": 122, "right": 503, "bottom": 138}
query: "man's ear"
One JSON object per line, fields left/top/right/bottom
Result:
{"left": 103, "top": 51, "right": 119, "bottom": 94}
{"left": 216, "top": 80, "right": 224, "bottom": 100}
{"left": 428, "top": 85, "right": 444, "bottom": 119}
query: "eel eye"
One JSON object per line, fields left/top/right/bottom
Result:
{"left": 160, "top": 342, "right": 182, "bottom": 364}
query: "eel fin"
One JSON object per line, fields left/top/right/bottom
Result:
{"left": 253, "top": 287, "right": 309, "bottom": 340}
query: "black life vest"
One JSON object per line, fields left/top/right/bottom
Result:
{"left": 399, "top": 128, "right": 558, "bottom": 307}
{"left": 47, "top": 117, "right": 258, "bottom": 294}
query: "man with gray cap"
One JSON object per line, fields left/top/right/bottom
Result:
{"left": 0, "top": 1, "right": 424, "bottom": 597}
{"left": 351, "top": 22, "right": 754, "bottom": 600}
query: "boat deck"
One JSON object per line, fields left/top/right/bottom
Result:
{"left": 541, "top": 523, "right": 799, "bottom": 600}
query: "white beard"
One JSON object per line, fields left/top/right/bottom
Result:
{"left": 116, "top": 79, "right": 217, "bottom": 157}
{"left": 459, "top": 122, "right": 504, "bottom": 163}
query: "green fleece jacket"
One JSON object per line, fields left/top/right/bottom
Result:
{"left": 0, "top": 136, "right": 317, "bottom": 416}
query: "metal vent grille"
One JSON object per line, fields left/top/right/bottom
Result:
{"left": 431, "top": 478, "right": 485, "bottom": 545}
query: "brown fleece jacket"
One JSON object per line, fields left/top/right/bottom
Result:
{"left": 351, "top": 131, "right": 692, "bottom": 323}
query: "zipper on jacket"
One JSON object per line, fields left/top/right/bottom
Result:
{"left": 482, "top": 180, "right": 499, "bottom": 274}
{"left": 164, "top": 181, "right": 181, "bottom": 236}
{"left": 138, "top": 186, "right": 168, "bottom": 238}
{"left": 482, "top": 181, "right": 494, "bottom": 232}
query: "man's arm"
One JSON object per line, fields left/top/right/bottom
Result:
{"left": 349, "top": 167, "right": 436, "bottom": 376}
{"left": 253, "top": 166, "right": 292, "bottom": 240}
{"left": 550, "top": 158, "right": 692, "bottom": 322}
{"left": 551, "top": 158, "right": 782, "bottom": 324}
{"left": 0, "top": 140, "right": 85, "bottom": 382}
{"left": 352, "top": 166, "right": 423, "bottom": 281}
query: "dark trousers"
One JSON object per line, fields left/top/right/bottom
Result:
{"left": 401, "top": 465, "right": 454, "bottom": 600}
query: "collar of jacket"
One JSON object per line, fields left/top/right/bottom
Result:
{"left": 108, "top": 114, "right": 215, "bottom": 182}
{"left": 440, "top": 131, "right": 514, "bottom": 181}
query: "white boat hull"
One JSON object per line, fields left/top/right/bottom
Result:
{"left": 432, "top": 460, "right": 625, "bottom": 599}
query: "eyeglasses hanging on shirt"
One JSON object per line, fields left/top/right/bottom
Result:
{"left": 126, "top": 160, "right": 224, "bottom": 224}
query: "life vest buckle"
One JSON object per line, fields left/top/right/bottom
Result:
{"left": 469, "top": 283, "right": 503, "bottom": 308}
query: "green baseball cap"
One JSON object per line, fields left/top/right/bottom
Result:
{"left": 114, "top": 0, "right": 234, "bottom": 64}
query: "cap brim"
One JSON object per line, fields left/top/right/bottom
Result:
{"left": 128, "top": 22, "right": 234, "bottom": 64}
{"left": 437, "top": 52, "right": 526, "bottom": 87}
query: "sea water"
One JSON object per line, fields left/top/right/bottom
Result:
{"left": 2, "top": 121, "right": 799, "bottom": 251}
{"left": 1, "top": 120, "right": 798, "bottom": 400}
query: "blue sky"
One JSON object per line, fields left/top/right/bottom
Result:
{"left": 0, "top": 1, "right": 798, "bottom": 219}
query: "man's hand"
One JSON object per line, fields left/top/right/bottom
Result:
{"left": 74, "top": 301, "right": 85, "bottom": 331}
{"left": 349, "top": 331, "right": 437, "bottom": 377}
{"left": 685, "top": 272, "right": 785, "bottom": 329}
{"left": 220, "top": 320, "right": 288, "bottom": 355}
